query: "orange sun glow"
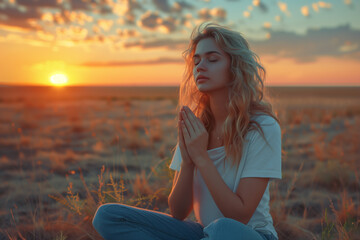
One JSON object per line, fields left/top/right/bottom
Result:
{"left": 50, "top": 73, "right": 68, "bottom": 87}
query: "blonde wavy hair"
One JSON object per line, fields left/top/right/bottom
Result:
{"left": 177, "top": 22, "right": 280, "bottom": 167}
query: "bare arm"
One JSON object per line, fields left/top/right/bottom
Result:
{"left": 168, "top": 108, "right": 195, "bottom": 220}
{"left": 179, "top": 106, "right": 269, "bottom": 224}
{"left": 196, "top": 155, "right": 269, "bottom": 224}
{"left": 168, "top": 162, "right": 194, "bottom": 220}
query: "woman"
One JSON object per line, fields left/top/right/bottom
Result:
{"left": 93, "top": 22, "right": 281, "bottom": 240}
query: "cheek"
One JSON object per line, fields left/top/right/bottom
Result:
{"left": 216, "top": 62, "right": 232, "bottom": 82}
{"left": 216, "top": 62, "right": 230, "bottom": 76}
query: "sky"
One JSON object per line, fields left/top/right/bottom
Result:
{"left": 0, "top": 0, "right": 359, "bottom": 87}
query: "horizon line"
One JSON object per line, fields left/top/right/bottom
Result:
{"left": 1, "top": 83, "right": 360, "bottom": 88}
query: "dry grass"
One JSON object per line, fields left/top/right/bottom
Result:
{"left": 0, "top": 87, "right": 359, "bottom": 239}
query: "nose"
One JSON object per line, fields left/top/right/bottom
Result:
{"left": 195, "top": 59, "right": 207, "bottom": 72}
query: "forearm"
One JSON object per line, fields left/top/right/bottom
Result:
{"left": 168, "top": 163, "right": 194, "bottom": 220}
{"left": 195, "top": 155, "right": 249, "bottom": 224}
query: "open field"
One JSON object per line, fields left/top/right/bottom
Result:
{"left": 0, "top": 86, "right": 359, "bottom": 239}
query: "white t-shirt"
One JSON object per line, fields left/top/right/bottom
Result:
{"left": 169, "top": 114, "right": 282, "bottom": 238}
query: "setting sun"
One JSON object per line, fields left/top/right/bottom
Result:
{"left": 50, "top": 73, "right": 68, "bottom": 87}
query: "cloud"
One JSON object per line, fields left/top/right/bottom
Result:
{"left": 152, "top": 0, "right": 172, "bottom": 13}
{"left": 0, "top": 0, "right": 97, "bottom": 33}
{"left": 250, "top": 24, "right": 360, "bottom": 62}
{"left": 97, "top": 4, "right": 114, "bottom": 15}
{"left": 97, "top": 18, "right": 114, "bottom": 32}
{"left": 60, "top": 10, "right": 94, "bottom": 25}
{"left": 252, "top": 0, "right": 268, "bottom": 12}
{"left": 83, "top": 34, "right": 114, "bottom": 45}
{"left": 301, "top": 6, "right": 310, "bottom": 17}
{"left": 36, "top": 30, "right": 55, "bottom": 41}
{"left": 277, "top": 1, "right": 290, "bottom": 16}
{"left": 113, "top": 0, "right": 144, "bottom": 24}
{"left": 343, "top": 0, "right": 352, "bottom": 6}
{"left": 172, "top": 1, "right": 194, "bottom": 13}
{"left": 243, "top": 11, "right": 251, "bottom": 18}
{"left": 137, "top": 11, "right": 178, "bottom": 33}
{"left": 211, "top": 8, "right": 226, "bottom": 21}
{"left": 0, "top": 0, "right": 144, "bottom": 34}
{"left": 77, "top": 57, "right": 184, "bottom": 67}
{"left": 117, "top": 28, "right": 140, "bottom": 38}
{"left": 56, "top": 26, "right": 88, "bottom": 40}
{"left": 0, "top": 3, "right": 43, "bottom": 31}
{"left": 311, "top": 1, "right": 332, "bottom": 12}
{"left": 339, "top": 41, "right": 358, "bottom": 53}
{"left": 317, "top": 1, "right": 332, "bottom": 9}
{"left": 122, "top": 37, "right": 188, "bottom": 49}
{"left": 312, "top": 3, "right": 319, "bottom": 12}
{"left": 263, "top": 22, "right": 271, "bottom": 29}
{"left": 67, "top": 0, "right": 93, "bottom": 11}
{"left": 138, "top": 11, "right": 161, "bottom": 31}
{"left": 275, "top": 15, "right": 282, "bottom": 22}
{"left": 158, "top": 16, "right": 177, "bottom": 33}
{"left": 198, "top": 7, "right": 227, "bottom": 22}
{"left": 16, "top": 0, "right": 60, "bottom": 8}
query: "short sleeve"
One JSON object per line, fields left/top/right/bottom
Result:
{"left": 241, "top": 115, "right": 282, "bottom": 180}
{"left": 169, "top": 143, "right": 182, "bottom": 171}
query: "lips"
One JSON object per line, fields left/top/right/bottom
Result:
{"left": 196, "top": 75, "right": 209, "bottom": 83}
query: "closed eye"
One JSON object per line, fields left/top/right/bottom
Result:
{"left": 194, "top": 58, "right": 218, "bottom": 65}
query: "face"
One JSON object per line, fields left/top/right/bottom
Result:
{"left": 193, "top": 37, "right": 232, "bottom": 93}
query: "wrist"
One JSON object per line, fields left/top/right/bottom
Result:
{"left": 181, "top": 161, "right": 195, "bottom": 169}
{"left": 194, "top": 154, "right": 211, "bottom": 169}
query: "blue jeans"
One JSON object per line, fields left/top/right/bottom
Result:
{"left": 93, "top": 203, "right": 278, "bottom": 240}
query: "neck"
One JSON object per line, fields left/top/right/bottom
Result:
{"left": 208, "top": 88, "right": 229, "bottom": 129}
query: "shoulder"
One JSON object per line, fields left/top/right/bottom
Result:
{"left": 248, "top": 114, "right": 281, "bottom": 140}
{"left": 251, "top": 114, "right": 278, "bottom": 126}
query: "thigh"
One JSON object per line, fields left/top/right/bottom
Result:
{"left": 201, "top": 218, "right": 266, "bottom": 240}
{"left": 93, "top": 203, "right": 204, "bottom": 240}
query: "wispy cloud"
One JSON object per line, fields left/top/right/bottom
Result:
{"left": 301, "top": 6, "right": 310, "bottom": 17}
{"left": 252, "top": 0, "right": 268, "bottom": 13}
{"left": 77, "top": 57, "right": 184, "bottom": 67}
{"left": 251, "top": 24, "right": 360, "bottom": 62}
{"left": 152, "top": 0, "right": 172, "bottom": 13}
{"left": 277, "top": 1, "right": 290, "bottom": 16}
{"left": 137, "top": 11, "right": 178, "bottom": 33}
{"left": 0, "top": 3, "right": 43, "bottom": 31}
{"left": 122, "top": 37, "right": 188, "bottom": 49}
{"left": 198, "top": 7, "right": 227, "bottom": 22}
{"left": 0, "top": 0, "right": 225, "bottom": 46}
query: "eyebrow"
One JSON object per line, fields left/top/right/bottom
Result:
{"left": 193, "top": 51, "right": 222, "bottom": 58}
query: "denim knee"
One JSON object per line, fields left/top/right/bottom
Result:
{"left": 92, "top": 204, "right": 120, "bottom": 233}
{"left": 93, "top": 204, "right": 107, "bottom": 233}
{"left": 203, "top": 218, "right": 235, "bottom": 236}
{"left": 93, "top": 204, "right": 133, "bottom": 227}
{"left": 209, "top": 218, "right": 240, "bottom": 227}
{"left": 203, "top": 218, "right": 259, "bottom": 240}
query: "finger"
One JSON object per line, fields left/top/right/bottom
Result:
{"left": 178, "top": 115, "right": 186, "bottom": 144}
{"left": 195, "top": 116, "right": 205, "bottom": 131}
{"left": 179, "top": 110, "right": 188, "bottom": 140}
{"left": 184, "top": 106, "right": 197, "bottom": 130}
{"left": 181, "top": 120, "right": 191, "bottom": 142}
{"left": 179, "top": 120, "right": 184, "bottom": 142}
{"left": 182, "top": 109, "right": 195, "bottom": 137}
{"left": 185, "top": 107, "right": 202, "bottom": 131}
